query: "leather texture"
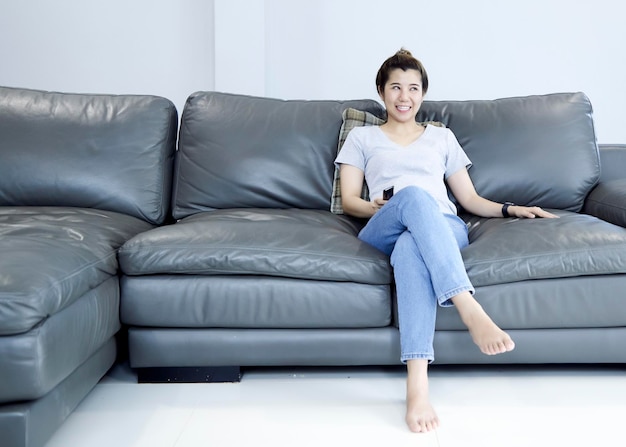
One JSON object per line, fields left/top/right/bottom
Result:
{"left": 0, "top": 86, "right": 178, "bottom": 225}
{"left": 120, "top": 208, "right": 391, "bottom": 284}
{"left": 121, "top": 91, "right": 626, "bottom": 373}
{"left": 0, "top": 207, "right": 152, "bottom": 335}
{"left": 128, "top": 327, "right": 401, "bottom": 367}
{"left": 0, "top": 86, "right": 179, "bottom": 447}
{"left": 172, "top": 92, "right": 385, "bottom": 218}
{"left": 0, "top": 277, "right": 119, "bottom": 403}
{"left": 416, "top": 92, "right": 599, "bottom": 212}
{"left": 437, "top": 274, "right": 626, "bottom": 330}
{"left": 127, "top": 326, "right": 626, "bottom": 367}
{"left": 0, "top": 339, "right": 116, "bottom": 447}
{"left": 583, "top": 179, "right": 626, "bottom": 227}
{"left": 121, "top": 275, "right": 391, "bottom": 328}
{"left": 597, "top": 144, "right": 626, "bottom": 183}
{"left": 462, "top": 209, "right": 626, "bottom": 286}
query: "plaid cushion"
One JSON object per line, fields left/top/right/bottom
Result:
{"left": 330, "top": 108, "right": 445, "bottom": 214}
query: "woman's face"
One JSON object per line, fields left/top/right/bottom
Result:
{"left": 379, "top": 68, "right": 424, "bottom": 125}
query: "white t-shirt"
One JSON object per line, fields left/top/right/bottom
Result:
{"left": 335, "top": 124, "right": 472, "bottom": 215}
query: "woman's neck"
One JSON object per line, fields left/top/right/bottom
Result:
{"left": 382, "top": 119, "right": 421, "bottom": 134}
{"left": 380, "top": 120, "right": 425, "bottom": 147}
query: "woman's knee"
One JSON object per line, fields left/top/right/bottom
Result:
{"left": 394, "top": 186, "right": 436, "bottom": 207}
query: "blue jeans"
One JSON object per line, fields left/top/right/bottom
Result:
{"left": 358, "top": 186, "right": 474, "bottom": 363}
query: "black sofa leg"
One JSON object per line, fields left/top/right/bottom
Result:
{"left": 137, "top": 366, "right": 242, "bottom": 383}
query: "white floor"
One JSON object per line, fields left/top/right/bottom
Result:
{"left": 43, "top": 362, "right": 626, "bottom": 447}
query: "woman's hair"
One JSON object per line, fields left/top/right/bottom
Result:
{"left": 375, "top": 48, "right": 429, "bottom": 95}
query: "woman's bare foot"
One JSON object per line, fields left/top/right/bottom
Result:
{"left": 452, "top": 292, "right": 515, "bottom": 355}
{"left": 406, "top": 359, "right": 439, "bottom": 433}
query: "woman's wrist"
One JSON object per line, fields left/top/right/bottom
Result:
{"left": 502, "top": 202, "right": 515, "bottom": 217}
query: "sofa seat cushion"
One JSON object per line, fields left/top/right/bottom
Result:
{"left": 0, "top": 207, "right": 153, "bottom": 335}
{"left": 121, "top": 275, "right": 391, "bottom": 329}
{"left": 463, "top": 210, "right": 626, "bottom": 287}
{"left": 119, "top": 208, "right": 392, "bottom": 285}
{"left": 436, "top": 274, "right": 626, "bottom": 331}
{"left": 0, "top": 276, "right": 120, "bottom": 403}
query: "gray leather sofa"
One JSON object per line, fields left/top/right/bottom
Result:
{"left": 0, "top": 86, "right": 177, "bottom": 447}
{"left": 119, "top": 91, "right": 626, "bottom": 384}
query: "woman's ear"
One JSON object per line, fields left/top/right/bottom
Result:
{"left": 377, "top": 87, "right": 384, "bottom": 101}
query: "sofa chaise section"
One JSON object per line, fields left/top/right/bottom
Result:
{"left": 0, "top": 86, "right": 177, "bottom": 447}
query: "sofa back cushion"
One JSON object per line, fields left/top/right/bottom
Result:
{"left": 172, "top": 92, "right": 384, "bottom": 219}
{"left": 416, "top": 92, "right": 599, "bottom": 212}
{"left": 0, "top": 86, "right": 178, "bottom": 224}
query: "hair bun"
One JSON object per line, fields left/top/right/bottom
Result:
{"left": 397, "top": 48, "right": 413, "bottom": 56}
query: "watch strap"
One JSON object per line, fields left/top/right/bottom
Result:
{"left": 502, "top": 202, "right": 515, "bottom": 218}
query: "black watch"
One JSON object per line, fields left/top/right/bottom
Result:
{"left": 502, "top": 202, "right": 515, "bottom": 218}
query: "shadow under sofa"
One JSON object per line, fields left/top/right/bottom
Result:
{"left": 118, "top": 91, "right": 626, "bottom": 384}
{"left": 0, "top": 86, "right": 178, "bottom": 447}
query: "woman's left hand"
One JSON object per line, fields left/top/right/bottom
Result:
{"left": 509, "top": 205, "right": 559, "bottom": 219}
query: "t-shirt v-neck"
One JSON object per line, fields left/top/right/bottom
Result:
{"left": 375, "top": 125, "right": 428, "bottom": 149}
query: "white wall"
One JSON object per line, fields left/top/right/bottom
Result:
{"left": 217, "top": 0, "right": 626, "bottom": 144}
{"left": 1, "top": 0, "right": 624, "bottom": 143}
{"left": 0, "top": 0, "right": 214, "bottom": 118}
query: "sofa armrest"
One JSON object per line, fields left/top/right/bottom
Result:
{"left": 583, "top": 179, "right": 626, "bottom": 227}
{"left": 598, "top": 144, "right": 626, "bottom": 183}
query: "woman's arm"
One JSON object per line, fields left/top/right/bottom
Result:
{"left": 339, "top": 164, "right": 386, "bottom": 218}
{"left": 446, "top": 168, "right": 558, "bottom": 219}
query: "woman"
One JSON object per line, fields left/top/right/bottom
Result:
{"left": 335, "top": 49, "right": 557, "bottom": 433}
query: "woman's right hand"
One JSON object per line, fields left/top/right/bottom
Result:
{"left": 340, "top": 164, "right": 390, "bottom": 218}
{"left": 372, "top": 198, "right": 388, "bottom": 213}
